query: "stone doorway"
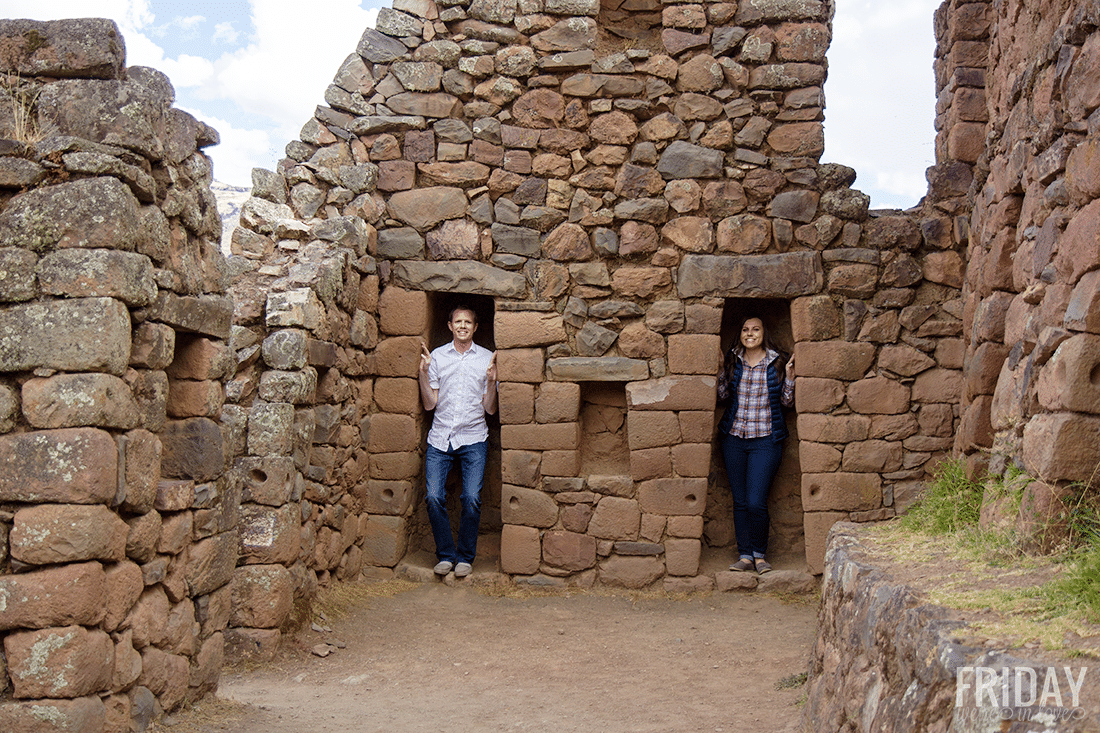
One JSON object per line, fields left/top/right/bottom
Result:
{"left": 706, "top": 298, "right": 804, "bottom": 563}
{"left": 412, "top": 292, "right": 503, "bottom": 558}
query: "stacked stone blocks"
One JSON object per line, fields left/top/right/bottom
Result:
{"left": 0, "top": 19, "right": 234, "bottom": 732}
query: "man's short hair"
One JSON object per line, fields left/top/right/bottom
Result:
{"left": 449, "top": 305, "right": 477, "bottom": 325}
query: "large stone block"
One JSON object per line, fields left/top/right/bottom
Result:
{"left": 185, "top": 532, "right": 237, "bottom": 597}
{"left": 168, "top": 378, "right": 227, "bottom": 417}
{"left": 627, "top": 410, "right": 681, "bottom": 450}
{"left": 0, "top": 561, "right": 106, "bottom": 631}
{"left": 911, "top": 368, "right": 963, "bottom": 404}
{"left": 497, "top": 349, "right": 544, "bottom": 383}
{"left": 238, "top": 504, "right": 300, "bottom": 565}
{"left": 796, "top": 413, "right": 870, "bottom": 443}
{"left": 587, "top": 496, "right": 641, "bottom": 539}
{"left": 161, "top": 417, "right": 224, "bottom": 481}
{"left": 542, "top": 530, "right": 597, "bottom": 571}
{"left": 229, "top": 565, "right": 294, "bottom": 629}
{"left": 790, "top": 296, "right": 839, "bottom": 343}
{"left": 374, "top": 377, "right": 421, "bottom": 414}
{"left": 362, "top": 515, "right": 409, "bottom": 568}
{"left": 247, "top": 403, "right": 294, "bottom": 456}
{"left": 393, "top": 261, "right": 527, "bottom": 298}
{"left": 498, "top": 383, "right": 535, "bottom": 424}
{"left": 535, "top": 382, "right": 580, "bottom": 423}
{"left": 631, "top": 446, "right": 672, "bottom": 481}
{"left": 139, "top": 646, "right": 189, "bottom": 711}
{"left": 495, "top": 311, "right": 567, "bottom": 348}
{"left": 363, "top": 479, "right": 415, "bottom": 516}
{"left": 1037, "top": 335, "right": 1100, "bottom": 414}
{"left": 0, "top": 696, "right": 106, "bottom": 732}
{"left": 665, "top": 538, "right": 700, "bottom": 576}
{"left": 10, "top": 504, "right": 127, "bottom": 566}
{"left": 637, "top": 478, "right": 706, "bottom": 515}
{"left": 147, "top": 292, "right": 233, "bottom": 340}
{"left": 0, "top": 176, "right": 142, "bottom": 252}
{"left": 235, "top": 456, "right": 296, "bottom": 506}
{"left": 0, "top": 428, "right": 117, "bottom": 504}
{"left": 500, "top": 524, "right": 541, "bottom": 575}
{"left": 670, "top": 443, "right": 711, "bottom": 477}
{"left": 794, "top": 341, "right": 875, "bottom": 380}
{"left": 846, "top": 376, "right": 910, "bottom": 415}
{"left": 37, "top": 248, "right": 155, "bottom": 306}
{"left": 841, "top": 440, "right": 903, "bottom": 473}
{"left": 677, "top": 252, "right": 823, "bottom": 298}
{"left": 0, "top": 297, "right": 131, "bottom": 375}
{"left": 598, "top": 554, "right": 664, "bottom": 588}
{"left": 379, "top": 287, "right": 429, "bottom": 335}
{"left": 501, "top": 422, "right": 579, "bottom": 450}
{"left": 546, "top": 357, "right": 648, "bottom": 381}
{"left": 501, "top": 450, "right": 540, "bottom": 487}
{"left": 541, "top": 449, "right": 580, "bottom": 476}
{"left": 4, "top": 625, "right": 114, "bottom": 699}
{"left": 667, "top": 334, "right": 721, "bottom": 375}
{"left": 501, "top": 485, "right": 558, "bottom": 527}
{"left": 368, "top": 413, "right": 420, "bottom": 453}
{"left": 678, "top": 410, "right": 715, "bottom": 441}
{"left": 803, "top": 511, "right": 847, "bottom": 575}
{"left": 372, "top": 336, "right": 422, "bottom": 377}
{"left": 794, "top": 378, "right": 845, "bottom": 413}
{"left": 1022, "top": 412, "right": 1100, "bottom": 482}
{"left": 801, "top": 473, "right": 881, "bottom": 511}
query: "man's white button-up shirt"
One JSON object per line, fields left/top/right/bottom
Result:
{"left": 426, "top": 341, "right": 493, "bottom": 452}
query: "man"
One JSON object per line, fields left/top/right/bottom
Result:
{"left": 418, "top": 306, "right": 498, "bottom": 578}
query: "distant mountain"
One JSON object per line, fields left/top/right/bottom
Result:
{"left": 211, "top": 181, "right": 251, "bottom": 256}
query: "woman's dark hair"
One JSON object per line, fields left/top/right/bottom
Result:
{"left": 731, "top": 314, "right": 789, "bottom": 373}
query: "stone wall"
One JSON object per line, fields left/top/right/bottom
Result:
{"left": 805, "top": 523, "right": 1100, "bottom": 732}
{"left": 227, "top": 0, "right": 970, "bottom": 593}
{"left": 959, "top": 0, "right": 1100, "bottom": 512}
{"left": 0, "top": 19, "right": 236, "bottom": 732}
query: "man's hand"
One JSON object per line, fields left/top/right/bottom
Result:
{"left": 420, "top": 341, "right": 431, "bottom": 376}
{"left": 486, "top": 352, "right": 497, "bottom": 383}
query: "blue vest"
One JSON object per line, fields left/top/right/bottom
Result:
{"left": 717, "top": 353, "right": 789, "bottom": 442}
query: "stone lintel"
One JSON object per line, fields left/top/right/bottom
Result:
{"left": 676, "top": 252, "right": 824, "bottom": 298}
{"left": 546, "top": 357, "right": 649, "bottom": 381}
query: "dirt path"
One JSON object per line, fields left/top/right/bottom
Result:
{"left": 154, "top": 582, "right": 819, "bottom": 733}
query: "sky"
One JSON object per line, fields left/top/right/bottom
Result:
{"left": 1, "top": 0, "right": 943, "bottom": 209}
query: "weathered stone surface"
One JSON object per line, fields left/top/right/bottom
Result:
{"left": 657, "top": 141, "right": 725, "bottom": 179}
{"left": 185, "top": 532, "right": 237, "bottom": 597}
{"left": 160, "top": 418, "right": 224, "bottom": 482}
{"left": 1023, "top": 412, "right": 1100, "bottom": 483}
{"left": 387, "top": 186, "right": 467, "bottom": 231}
{"left": 588, "top": 497, "right": 640, "bottom": 539}
{"left": 546, "top": 357, "right": 648, "bottom": 381}
{"left": 10, "top": 504, "right": 127, "bottom": 566}
{"left": 542, "top": 530, "right": 597, "bottom": 571}
{"left": 0, "top": 696, "right": 107, "bottom": 731}
{"left": 239, "top": 504, "right": 300, "bottom": 565}
{"left": 4, "top": 625, "right": 114, "bottom": 699}
{"left": 500, "top": 524, "right": 541, "bottom": 574}
{"left": 598, "top": 555, "right": 663, "bottom": 588}
{"left": 393, "top": 260, "right": 526, "bottom": 297}
{"left": 677, "top": 253, "right": 823, "bottom": 298}
{"left": 147, "top": 292, "right": 234, "bottom": 339}
{"left": 0, "top": 428, "right": 117, "bottom": 504}
{"left": 22, "top": 373, "right": 139, "bottom": 429}
{"left": 0, "top": 297, "right": 131, "bottom": 375}
{"left": 794, "top": 341, "right": 875, "bottom": 380}
{"left": 637, "top": 478, "right": 706, "bottom": 515}
{"left": 230, "top": 565, "right": 294, "bottom": 629}
{"left": 501, "top": 485, "right": 559, "bottom": 527}
{"left": 496, "top": 311, "right": 566, "bottom": 348}
{"left": 0, "top": 561, "right": 106, "bottom": 630}
{"left": 0, "top": 177, "right": 142, "bottom": 253}
{"left": 801, "top": 473, "right": 881, "bottom": 511}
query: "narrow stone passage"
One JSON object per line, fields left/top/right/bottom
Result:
{"left": 154, "top": 584, "right": 818, "bottom": 733}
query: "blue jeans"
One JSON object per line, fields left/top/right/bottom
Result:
{"left": 719, "top": 433, "right": 784, "bottom": 559}
{"left": 424, "top": 441, "right": 487, "bottom": 564}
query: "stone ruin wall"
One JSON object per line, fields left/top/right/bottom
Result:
{"left": 7, "top": 0, "right": 1072, "bottom": 726}
{"left": 0, "top": 18, "right": 239, "bottom": 732}
{"left": 957, "top": 0, "right": 1100, "bottom": 523}
{"left": 227, "top": 0, "right": 968, "bottom": 604}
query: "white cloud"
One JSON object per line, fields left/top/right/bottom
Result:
{"left": 208, "top": 1, "right": 379, "bottom": 126}
{"left": 213, "top": 22, "right": 239, "bottom": 45}
{"left": 185, "top": 108, "right": 273, "bottom": 188}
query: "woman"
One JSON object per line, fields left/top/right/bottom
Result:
{"left": 717, "top": 315, "right": 795, "bottom": 574}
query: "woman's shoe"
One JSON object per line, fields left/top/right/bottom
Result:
{"left": 754, "top": 559, "right": 772, "bottom": 574}
{"left": 729, "top": 558, "right": 755, "bottom": 572}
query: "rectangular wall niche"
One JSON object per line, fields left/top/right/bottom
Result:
{"left": 708, "top": 298, "right": 804, "bottom": 561}
{"left": 579, "top": 382, "right": 629, "bottom": 476}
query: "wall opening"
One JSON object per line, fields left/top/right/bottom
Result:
{"left": 414, "top": 292, "right": 502, "bottom": 561}
{"left": 706, "top": 298, "right": 804, "bottom": 563}
{"left": 579, "top": 382, "right": 629, "bottom": 476}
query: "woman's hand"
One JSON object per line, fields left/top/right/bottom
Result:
{"left": 785, "top": 355, "right": 795, "bottom": 380}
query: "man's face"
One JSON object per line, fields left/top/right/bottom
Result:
{"left": 448, "top": 309, "right": 477, "bottom": 345}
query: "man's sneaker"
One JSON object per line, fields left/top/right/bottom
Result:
{"left": 433, "top": 560, "right": 453, "bottom": 575}
{"left": 454, "top": 562, "right": 472, "bottom": 577}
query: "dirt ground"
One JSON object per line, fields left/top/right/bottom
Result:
{"left": 153, "top": 581, "right": 820, "bottom": 733}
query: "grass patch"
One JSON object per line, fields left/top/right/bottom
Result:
{"left": 876, "top": 459, "right": 1100, "bottom": 654}
{"left": 776, "top": 671, "right": 807, "bottom": 690}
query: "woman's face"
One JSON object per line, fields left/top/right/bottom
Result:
{"left": 740, "top": 318, "right": 764, "bottom": 351}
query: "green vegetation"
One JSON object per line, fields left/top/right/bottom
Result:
{"left": 884, "top": 458, "right": 1100, "bottom": 651}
